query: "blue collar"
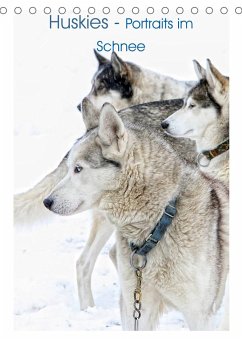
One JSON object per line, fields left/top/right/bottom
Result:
{"left": 130, "top": 199, "right": 177, "bottom": 256}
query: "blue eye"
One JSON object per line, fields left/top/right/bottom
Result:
{"left": 74, "top": 165, "right": 83, "bottom": 173}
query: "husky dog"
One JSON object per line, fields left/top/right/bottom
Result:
{"left": 78, "top": 50, "right": 195, "bottom": 113}
{"left": 161, "top": 59, "right": 229, "bottom": 185}
{"left": 43, "top": 100, "right": 228, "bottom": 330}
{"left": 15, "top": 52, "right": 196, "bottom": 310}
{"left": 161, "top": 59, "right": 229, "bottom": 330}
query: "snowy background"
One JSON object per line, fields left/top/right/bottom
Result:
{"left": 14, "top": 2, "right": 228, "bottom": 331}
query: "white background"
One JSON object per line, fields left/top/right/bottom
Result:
{"left": 0, "top": 0, "right": 241, "bottom": 337}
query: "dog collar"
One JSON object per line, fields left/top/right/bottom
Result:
{"left": 202, "top": 138, "right": 229, "bottom": 161}
{"left": 130, "top": 199, "right": 177, "bottom": 257}
{"left": 197, "top": 138, "right": 229, "bottom": 167}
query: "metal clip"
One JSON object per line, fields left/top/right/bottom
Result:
{"left": 168, "top": 203, "right": 176, "bottom": 210}
{"left": 130, "top": 250, "right": 147, "bottom": 270}
{"left": 164, "top": 211, "right": 175, "bottom": 218}
{"left": 196, "top": 152, "right": 211, "bottom": 167}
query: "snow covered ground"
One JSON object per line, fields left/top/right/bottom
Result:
{"left": 14, "top": 6, "right": 228, "bottom": 331}
{"left": 14, "top": 196, "right": 187, "bottom": 331}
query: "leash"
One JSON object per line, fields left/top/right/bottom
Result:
{"left": 130, "top": 251, "right": 147, "bottom": 331}
{"left": 197, "top": 138, "right": 229, "bottom": 167}
{"left": 129, "top": 199, "right": 177, "bottom": 331}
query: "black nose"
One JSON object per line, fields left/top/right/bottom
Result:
{"left": 43, "top": 198, "right": 53, "bottom": 210}
{"left": 77, "top": 103, "right": 82, "bottom": 112}
{"left": 161, "top": 121, "right": 169, "bottom": 129}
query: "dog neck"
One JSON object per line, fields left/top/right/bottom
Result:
{"left": 200, "top": 139, "right": 229, "bottom": 161}
{"left": 195, "top": 120, "right": 229, "bottom": 184}
{"left": 196, "top": 120, "right": 229, "bottom": 154}
{"left": 99, "top": 129, "right": 183, "bottom": 246}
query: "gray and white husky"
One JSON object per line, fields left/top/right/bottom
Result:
{"left": 15, "top": 52, "right": 196, "bottom": 310}
{"left": 161, "top": 59, "right": 229, "bottom": 185}
{"left": 43, "top": 99, "right": 229, "bottom": 331}
{"left": 161, "top": 59, "right": 229, "bottom": 330}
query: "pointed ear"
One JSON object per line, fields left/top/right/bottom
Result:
{"left": 97, "top": 103, "right": 127, "bottom": 157}
{"left": 81, "top": 97, "right": 100, "bottom": 130}
{"left": 206, "top": 59, "right": 229, "bottom": 105}
{"left": 193, "top": 60, "right": 206, "bottom": 80}
{"left": 206, "top": 59, "right": 228, "bottom": 89}
{"left": 93, "top": 49, "right": 109, "bottom": 66}
{"left": 111, "top": 52, "right": 128, "bottom": 76}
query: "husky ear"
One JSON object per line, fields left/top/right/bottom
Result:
{"left": 206, "top": 59, "right": 229, "bottom": 105}
{"left": 93, "top": 49, "right": 109, "bottom": 66}
{"left": 193, "top": 60, "right": 206, "bottom": 80}
{"left": 81, "top": 97, "right": 100, "bottom": 130}
{"left": 97, "top": 103, "right": 127, "bottom": 157}
{"left": 111, "top": 52, "right": 128, "bottom": 76}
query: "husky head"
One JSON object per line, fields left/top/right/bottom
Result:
{"left": 43, "top": 98, "right": 129, "bottom": 216}
{"left": 161, "top": 59, "right": 229, "bottom": 142}
{"left": 77, "top": 50, "right": 137, "bottom": 113}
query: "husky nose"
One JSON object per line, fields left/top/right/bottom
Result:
{"left": 161, "top": 121, "right": 169, "bottom": 130}
{"left": 43, "top": 198, "right": 53, "bottom": 210}
{"left": 77, "top": 103, "right": 82, "bottom": 112}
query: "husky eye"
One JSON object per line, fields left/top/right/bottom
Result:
{"left": 188, "top": 103, "right": 196, "bottom": 109}
{"left": 97, "top": 81, "right": 106, "bottom": 91}
{"left": 74, "top": 165, "right": 83, "bottom": 173}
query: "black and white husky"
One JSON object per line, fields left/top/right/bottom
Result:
{"left": 161, "top": 59, "right": 229, "bottom": 185}
{"left": 78, "top": 50, "right": 195, "bottom": 113}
